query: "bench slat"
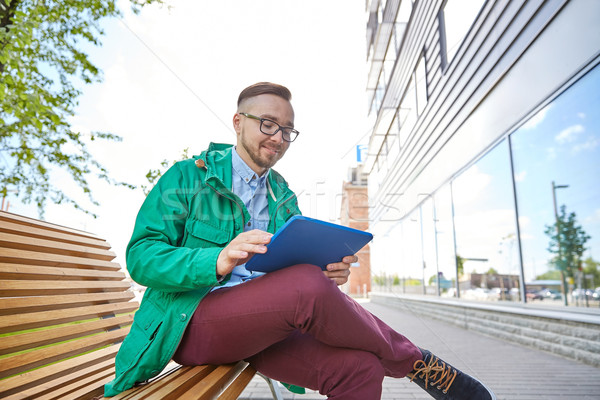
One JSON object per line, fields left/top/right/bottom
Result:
{"left": 0, "top": 210, "right": 260, "bottom": 400}
{"left": 0, "top": 232, "right": 116, "bottom": 260}
{"left": 0, "top": 280, "right": 131, "bottom": 297}
{"left": 217, "top": 364, "right": 257, "bottom": 400}
{"left": 0, "top": 211, "right": 102, "bottom": 241}
{"left": 0, "top": 263, "right": 126, "bottom": 281}
{"left": 112, "top": 365, "right": 216, "bottom": 400}
{"left": 2, "top": 359, "right": 115, "bottom": 400}
{"left": 178, "top": 362, "right": 248, "bottom": 400}
{"left": 0, "top": 248, "right": 121, "bottom": 271}
{"left": 0, "top": 292, "right": 135, "bottom": 316}
{"left": 0, "top": 344, "right": 120, "bottom": 398}
{"left": 0, "top": 328, "right": 130, "bottom": 379}
{"left": 0, "top": 220, "right": 111, "bottom": 250}
{"left": 0, "top": 301, "right": 138, "bottom": 334}
{"left": 34, "top": 367, "right": 114, "bottom": 400}
{"left": 106, "top": 363, "right": 197, "bottom": 399}
{"left": 0, "top": 314, "right": 134, "bottom": 355}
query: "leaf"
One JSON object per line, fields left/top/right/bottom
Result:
{"left": 1, "top": 0, "right": 165, "bottom": 217}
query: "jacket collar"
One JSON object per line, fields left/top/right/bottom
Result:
{"left": 194, "top": 142, "right": 293, "bottom": 203}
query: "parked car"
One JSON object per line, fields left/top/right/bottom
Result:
{"left": 526, "top": 290, "right": 543, "bottom": 301}
{"left": 539, "top": 289, "right": 562, "bottom": 300}
{"left": 489, "top": 288, "right": 511, "bottom": 301}
{"left": 572, "top": 288, "right": 595, "bottom": 299}
{"left": 463, "top": 288, "right": 490, "bottom": 301}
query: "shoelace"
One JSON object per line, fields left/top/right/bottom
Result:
{"left": 409, "top": 355, "right": 458, "bottom": 394}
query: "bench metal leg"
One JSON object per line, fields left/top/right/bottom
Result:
{"left": 258, "top": 372, "right": 284, "bottom": 400}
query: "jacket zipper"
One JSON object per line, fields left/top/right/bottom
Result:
{"left": 169, "top": 182, "right": 294, "bottom": 378}
{"left": 272, "top": 192, "right": 297, "bottom": 225}
{"left": 206, "top": 182, "right": 246, "bottom": 230}
{"left": 168, "top": 184, "right": 246, "bottom": 363}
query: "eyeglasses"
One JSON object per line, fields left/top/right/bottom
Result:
{"left": 238, "top": 113, "right": 300, "bottom": 142}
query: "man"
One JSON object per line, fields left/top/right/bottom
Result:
{"left": 105, "top": 82, "right": 496, "bottom": 399}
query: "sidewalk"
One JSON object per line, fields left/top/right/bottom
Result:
{"left": 239, "top": 299, "right": 600, "bottom": 399}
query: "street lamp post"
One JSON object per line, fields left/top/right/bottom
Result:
{"left": 552, "top": 181, "right": 569, "bottom": 306}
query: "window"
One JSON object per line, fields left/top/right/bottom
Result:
{"left": 440, "top": 0, "right": 485, "bottom": 70}
{"left": 434, "top": 185, "right": 458, "bottom": 297}
{"left": 511, "top": 63, "right": 600, "bottom": 306}
{"left": 387, "top": 115, "right": 401, "bottom": 164}
{"left": 420, "top": 197, "right": 439, "bottom": 295}
{"left": 415, "top": 54, "right": 428, "bottom": 116}
{"left": 398, "top": 76, "right": 417, "bottom": 146}
{"left": 401, "top": 209, "right": 425, "bottom": 294}
{"left": 392, "top": 0, "right": 413, "bottom": 56}
{"left": 452, "top": 140, "right": 521, "bottom": 301}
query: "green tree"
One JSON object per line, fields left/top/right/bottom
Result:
{"left": 535, "top": 269, "right": 562, "bottom": 281}
{"left": 545, "top": 205, "right": 590, "bottom": 278}
{"left": 428, "top": 274, "right": 437, "bottom": 285}
{"left": 544, "top": 205, "right": 590, "bottom": 304}
{"left": 582, "top": 257, "right": 600, "bottom": 289}
{"left": 0, "top": 0, "right": 161, "bottom": 216}
{"left": 456, "top": 254, "right": 464, "bottom": 276}
{"left": 142, "top": 147, "right": 189, "bottom": 196}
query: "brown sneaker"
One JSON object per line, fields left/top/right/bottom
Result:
{"left": 407, "top": 349, "right": 496, "bottom": 399}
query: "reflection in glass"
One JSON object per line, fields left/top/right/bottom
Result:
{"left": 452, "top": 140, "right": 521, "bottom": 301}
{"left": 511, "top": 63, "right": 600, "bottom": 307}
{"left": 420, "top": 197, "right": 439, "bottom": 295}
{"left": 401, "top": 209, "right": 425, "bottom": 294}
{"left": 434, "top": 185, "right": 458, "bottom": 297}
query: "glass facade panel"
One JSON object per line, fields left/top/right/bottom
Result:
{"left": 415, "top": 56, "right": 427, "bottom": 116}
{"left": 420, "top": 197, "right": 439, "bottom": 295}
{"left": 400, "top": 209, "right": 425, "bottom": 294}
{"left": 434, "top": 184, "right": 458, "bottom": 297}
{"left": 511, "top": 63, "right": 600, "bottom": 306}
{"left": 452, "top": 140, "right": 521, "bottom": 301}
{"left": 398, "top": 76, "right": 417, "bottom": 146}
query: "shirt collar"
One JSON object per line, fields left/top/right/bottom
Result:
{"left": 232, "top": 146, "right": 269, "bottom": 184}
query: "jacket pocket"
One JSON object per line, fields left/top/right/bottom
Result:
{"left": 183, "top": 218, "right": 231, "bottom": 248}
{"left": 114, "top": 299, "right": 163, "bottom": 375}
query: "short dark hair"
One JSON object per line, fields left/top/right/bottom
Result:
{"left": 237, "top": 82, "right": 292, "bottom": 108}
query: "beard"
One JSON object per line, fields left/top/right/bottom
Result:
{"left": 240, "top": 133, "right": 287, "bottom": 172}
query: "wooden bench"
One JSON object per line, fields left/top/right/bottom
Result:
{"left": 0, "top": 210, "right": 282, "bottom": 399}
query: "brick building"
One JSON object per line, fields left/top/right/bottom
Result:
{"left": 340, "top": 165, "right": 371, "bottom": 297}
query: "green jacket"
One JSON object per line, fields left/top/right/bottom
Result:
{"left": 104, "top": 143, "right": 302, "bottom": 396}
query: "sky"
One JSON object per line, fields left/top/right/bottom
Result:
{"left": 8, "top": 0, "right": 370, "bottom": 268}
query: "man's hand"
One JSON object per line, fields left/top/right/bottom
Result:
{"left": 324, "top": 255, "right": 357, "bottom": 286}
{"left": 216, "top": 230, "right": 272, "bottom": 277}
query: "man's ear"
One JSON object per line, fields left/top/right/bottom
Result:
{"left": 232, "top": 113, "right": 242, "bottom": 134}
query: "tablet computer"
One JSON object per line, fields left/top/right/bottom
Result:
{"left": 245, "top": 215, "right": 373, "bottom": 273}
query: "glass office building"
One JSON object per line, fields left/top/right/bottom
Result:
{"left": 364, "top": 0, "right": 600, "bottom": 309}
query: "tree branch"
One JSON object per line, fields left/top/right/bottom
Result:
{"left": 0, "top": 0, "right": 19, "bottom": 74}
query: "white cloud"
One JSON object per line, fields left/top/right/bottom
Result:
{"left": 572, "top": 136, "right": 600, "bottom": 153}
{"left": 555, "top": 124, "right": 584, "bottom": 144}
{"left": 521, "top": 104, "right": 551, "bottom": 130}
{"left": 514, "top": 170, "right": 527, "bottom": 182}
{"left": 8, "top": 0, "right": 369, "bottom": 269}
{"left": 546, "top": 146, "right": 557, "bottom": 161}
{"left": 584, "top": 209, "right": 600, "bottom": 225}
{"left": 454, "top": 208, "right": 519, "bottom": 273}
{"left": 452, "top": 165, "right": 492, "bottom": 208}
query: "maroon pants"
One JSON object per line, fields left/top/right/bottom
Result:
{"left": 173, "top": 264, "right": 421, "bottom": 399}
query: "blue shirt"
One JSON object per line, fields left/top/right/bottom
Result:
{"left": 214, "top": 147, "right": 270, "bottom": 289}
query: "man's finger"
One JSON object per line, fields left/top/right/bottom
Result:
{"left": 238, "top": 231, "right": 272, "bottom": 244}
{"left": 343, "top": 255, "right": 358, "bottom": 264}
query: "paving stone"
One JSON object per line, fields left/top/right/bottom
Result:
{"left": 239, "top": 299, "right": 600, "bottom": 399}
